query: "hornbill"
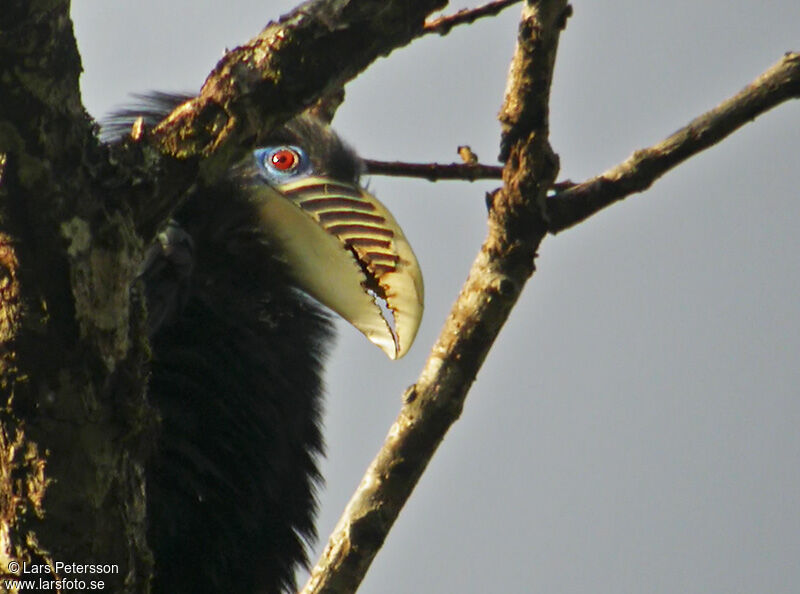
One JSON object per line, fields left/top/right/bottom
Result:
{"left": 115, "top": 94, "right": 423, "bottom": 593}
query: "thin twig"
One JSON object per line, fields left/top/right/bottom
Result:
{"left": 546, "top": 52, "right": 800, "bottom": 233}
{"left": 364, "top": 158, "right": 503, "bottom": 181}
{"left": 423, "top": 0, "right": 523, "bottom": 36}
{"left": 364, "top": 159, "right": 578, "bottom": 192}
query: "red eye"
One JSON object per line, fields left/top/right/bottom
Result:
{"left": 270, "top": 148, "right": 299, "bottom": 171}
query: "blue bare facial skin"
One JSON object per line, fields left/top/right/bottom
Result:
{"left": 253, "top": 146, "right": 313, "bottom": 185}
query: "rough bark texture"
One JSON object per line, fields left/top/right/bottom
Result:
{"left": 0, "top": 0, "right": 447, "bottom": 591}
{"left": 0, "top": 1, "right": 154, "bottom": 589}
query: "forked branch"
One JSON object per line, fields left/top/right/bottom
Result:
{"left": 301, "top": 17, "right": 800, "bottom": 594}
{"left": 300, "top": 1, "right": 570, "bottom": 592}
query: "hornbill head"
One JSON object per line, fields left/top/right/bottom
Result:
{"left": 235, "top": 115, "right": 424, "bottom": 359}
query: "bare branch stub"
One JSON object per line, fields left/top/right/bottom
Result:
{"left": 546, "top": 51, "right": 800, "bottom": 233}
{"left": 300, "top": 2, "right": 570, "bottom": 594}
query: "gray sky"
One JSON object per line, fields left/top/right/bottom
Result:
{"left": 72, "top": 1, "right": 800, "bottom": 592}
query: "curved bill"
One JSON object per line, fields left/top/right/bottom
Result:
{"left": 252, "top": 176, "right": 424, "bottom": 359}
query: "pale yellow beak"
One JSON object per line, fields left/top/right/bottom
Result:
{"left": 252, "top": 177, "right": 424, "bottom": 359}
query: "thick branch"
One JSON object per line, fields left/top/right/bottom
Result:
{"left": 300, "top": 2, "right": 569, "bottom": 593}
{"left": 546, "top": 51, "right": 800, "bottom": 233}
{"left": 152, "top": 0, "right": 445, "bottom": 158}
{"left": 128, "top": 0, "right": 448, "bottom": 240}
{"left": 423, "top": 0, "right": 523, "bottom": 36}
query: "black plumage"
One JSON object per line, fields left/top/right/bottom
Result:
{"left": 113, "top": 95, "right": 423, "bottom": 593}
